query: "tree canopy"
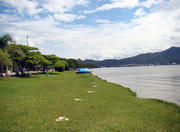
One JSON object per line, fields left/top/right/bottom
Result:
{"left": 0, "top": 34, "right": 14, "bottom": 50}
{"left": 0, "top": 34, "right": 97, "bottom": 76}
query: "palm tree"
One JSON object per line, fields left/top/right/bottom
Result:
{"left": 0, "top": 34, "right": 14, "bottom": 76}
{"left": 0, "top": 34, "right": 14, "bottom": 49}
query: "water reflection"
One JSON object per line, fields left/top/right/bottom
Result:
{"left": 92, "top": 65, "right": 180, "bottom": 106}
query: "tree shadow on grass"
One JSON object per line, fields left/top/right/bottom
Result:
{"left": 0, "top": 75, "right": 38, "bottom": 80}
{"left": 37, "top": 72, "right": 60, "bottom": 75}
{"left": 0, "top": 72, "right": 60, "bottom": 80}
{"left": 0, "top": 77, "right": 9, "bottom": 80}
{"left": 49, "top": 72, "right": 60, "bottom": 75}
{"left": 14, "top": 74, "right": 39, "bottom": 79}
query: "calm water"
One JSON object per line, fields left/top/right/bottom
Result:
{"left": 92, "top": 65, "right": 180, "bottom": 106}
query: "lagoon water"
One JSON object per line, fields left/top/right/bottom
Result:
{"left": 92, "top": 65, "right": 180, "bottom": 106}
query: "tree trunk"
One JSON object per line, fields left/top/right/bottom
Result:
{"left": 15, "top": 69, "right": 20, "bottom": 76}
{"left": 43, "top": 66, "right": 46, "bottom": 74}
{"left": 0, "top": 66, "right": 3, "bottom": 77}
{"left": 5, "top": 66, "right": 9, "bottom": 77}
{"left": 43, "top": 68, "right": 46, "bottom": 73}
{"left": 20, "top": 68, "right": 24, "bottom": 76}
{"left": 17, "top": 66, "right": 24, "bottom": 76}
{"left": 27, "top": 66, "right": 30, "bottom": 75}
{"left": 36, "top": 66, "right": 38, "bottom": 73}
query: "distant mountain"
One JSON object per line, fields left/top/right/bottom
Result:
{"left": 83, "top": 47, "right": 180, "bottom": 67}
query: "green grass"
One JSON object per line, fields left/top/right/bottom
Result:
{"left": 0, "top": 71, "right": 180, "bottom": 132}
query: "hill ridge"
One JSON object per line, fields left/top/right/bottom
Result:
{"left": 84, "top": 47, "right": 180, "bottom": 67}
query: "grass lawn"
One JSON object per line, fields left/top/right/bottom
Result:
{"left": 0, "top": 71, "right": 180, "bottom": 132}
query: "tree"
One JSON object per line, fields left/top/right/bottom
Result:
{"left": 0, "top": 34, "right": 15, "bottom": 76}
{"left": 66, "top": 59, "right": 80, "bottom": 70}
{"left": 0, "top": 49, "right": 12, "bottom": 77}
{"left": 55, "top": 60, "right": 69, "bottom": 72}
{"left": 39, "top": 55, "right": 51, "bottom": 73}
{"left": 43, "top": 55, "right": 60, "bottom": 69}
{"left": 7, "top": 44, "right": 39, "bottom": 76}
{"left": 7, "top": 44, "right": 25, "bottom": 75}
{"left": 0, "top": 34, "right": 14, "bottom": 50}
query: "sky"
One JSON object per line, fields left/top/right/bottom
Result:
{"left": 0, "top": 0, "right": 180, "bottom": 60}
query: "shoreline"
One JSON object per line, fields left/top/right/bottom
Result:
{"left": 91, "top": 72, "right": 180, "bottom": 107}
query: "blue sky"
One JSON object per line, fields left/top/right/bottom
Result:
{"left": 0, "top": 0, "right": 180, "bottom": 60}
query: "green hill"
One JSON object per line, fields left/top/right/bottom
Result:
{"left": 84, "top": 47, "right": 180, "bottom": 67}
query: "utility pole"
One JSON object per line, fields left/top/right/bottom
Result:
{"left": 26, "top": 35, "right": 29, "bottom": 46}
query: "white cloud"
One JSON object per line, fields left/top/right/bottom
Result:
{"left": 140, "top": 0, "right": 163, "bottom": 8}
{"left": 77, "top": 15, "right": 86, "bottom": 19}
{"left": 95, "top": 19, "right": 113, "bottom": 24}
{"left": 0, "top": 0, "right": 179, "bottom": 60}
{"left": 83, "top": 0, "right": 140, "bottom": 14}
{"left": 43, "top": 0, "right": 89, "bottom": 13}
{"left": 2, "top": 0, "right": 89, "bottom": 17}
{"left": 91, "top": 0, "right": 139, "bottom": 13}
{"left": 84, "top": 0, "right": 164, "bottom": 14}
{"left": 134, "top": 8, "right": 146, "bottom": 16}
{"left": 157, "top": 0, "right": 180, "bottom": 11}
{"left": 53, "top": 13, "right": 86, "bottom": 22}
{"left": 83, "top": 10, "right": 96, "bottom": 14}
{"left": 3, "top": 0, "right": 41, "bottom": 15}
{"left": 53, "top": 14, "right": 75, "bottom": 22}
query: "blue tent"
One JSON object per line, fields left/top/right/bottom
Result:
{"left": 76, "top": 68, "right": 90, "bottom": 73}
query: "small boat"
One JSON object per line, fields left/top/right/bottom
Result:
{"left": 76, "top": 68, "right": 90, "bottom": 74}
